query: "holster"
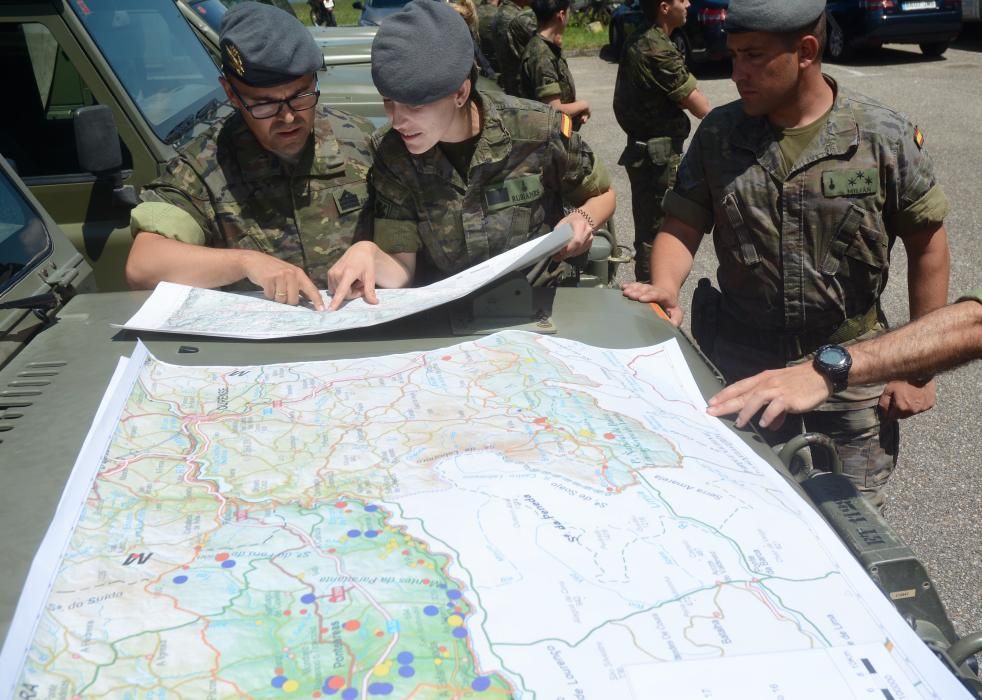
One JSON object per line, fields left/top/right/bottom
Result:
{"left": 691, "top": 277, "right": 722, "bottom": 357}
{"left": 617, "top": 139, "right": 649, "bottom": 168}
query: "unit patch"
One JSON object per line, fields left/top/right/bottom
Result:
{"left": 913, "top": 126, "right": 925, "bottom": 150}
{"left": 822, "top": 168, "right": 879, "bottom": 197}
{"left": 560, "top": 113, "right": 573, "bottom": 139}
{"left": 483, "top": 175, "right": 544, "bottom": 213}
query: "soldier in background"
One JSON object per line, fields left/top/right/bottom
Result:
{"left": 519, "top": 0, "right": 592, "bottom": 128}
{"left": 477, "top": 0, "right": 501, "bottom": 74}
{"left": 327, "top": 0, "right": 615, "bottom": 306}
{"left": 623, "top": 0, "right": 951, "bottom": 510}
{"left": 125, "top": 2, "right": 375, "bottom": 309}
{"left": 613, "top": 0, "right": 709, "bottom": 282}
{"left": 493, "top": 0, "right": 537, "bottom": 95}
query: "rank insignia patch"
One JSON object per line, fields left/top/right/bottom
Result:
{"left": 335, "top": 188, "right": 363, "bottom": 214}
{"left": 913, "top": 127, "right": 925, "bottom": 150}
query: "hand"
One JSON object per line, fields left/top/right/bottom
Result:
{"left": 619, "top": 282, "right": 684, "bottom": 326}
{"left": 326, "top": 241, "right": 381, "bottom": 311}
{"left": 878, "top": 378, "right": 936, "bottom": 420}
{"left": 554, "top": 210, "right": 595, "bottom": 260}
{"left": 239, "top": 251, "right": 324, "bottom": 310}
{"left": 576, "top": 103, "right": 591, "bottom": 126}
{"left": 707, "top": 363, "right": 832, "bottom": 430}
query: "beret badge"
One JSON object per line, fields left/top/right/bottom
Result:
{"left": 225, "top": 41, "right": 245, "bottom": 78}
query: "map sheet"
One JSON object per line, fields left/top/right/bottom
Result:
{"left": 0, "top": 333, "right": 969, "bottom": 699}
{"left": 120, "top": 225, "right": 572, "bottom": 339}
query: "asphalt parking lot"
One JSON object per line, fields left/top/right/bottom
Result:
{"left": 570, "top": 33, "right": 982, "bottom": 650}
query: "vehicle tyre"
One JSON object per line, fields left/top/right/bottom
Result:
{"left": 670, "top": 29, "right": 690, "bottom": 66}
{"left": 919, "top": 41, "right": 949, "bottom": 57}
{"left": 824, "top": 12, "right": 851, "bottom": 62}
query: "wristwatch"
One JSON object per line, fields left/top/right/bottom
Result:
{"left": 813, "top": 344, "right": 853, "bottom": 393}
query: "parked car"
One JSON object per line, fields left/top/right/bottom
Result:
{"left": 605, "top": 0, "right": 729, "bottom": 65}
{"left": 963, "top": 0, "right": 980, "bottom": 21}
{"left": 351, "top": 0, "right": 412, "bottom": 27}
{"left": 825, "top": 0, "right": 963, "bottom": 60}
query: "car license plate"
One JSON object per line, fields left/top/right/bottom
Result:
{"left": 901, "top": 1, "right": 936, "bottom": 9}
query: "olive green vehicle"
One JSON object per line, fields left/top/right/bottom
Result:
{"left": 2, "top": 0, "right": 385, "bottom": 295}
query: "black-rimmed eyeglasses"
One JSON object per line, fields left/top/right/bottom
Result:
{"left": 226, "top": 79, "right": 320, "bottom": 119}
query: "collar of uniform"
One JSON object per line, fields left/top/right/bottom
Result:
{"left": 730, "top": 75, "right": 859, "bottom": 175}
{"left": 309, "top": 108, "right": 349, "bottom": 177}
{"left": 534, "top": 33, "right": 562, "bottom": 57}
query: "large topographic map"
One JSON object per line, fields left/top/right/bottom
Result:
{"left": 0, "top": 333, "right": 968, "bottom": 699}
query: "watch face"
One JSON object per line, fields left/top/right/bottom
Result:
{"left": 817, "top": 345, "right": 849, "bottom": 368}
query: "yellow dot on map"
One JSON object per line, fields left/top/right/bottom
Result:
{"left": 374, "top": 661, "right": 391, "bottom": 676}
{"left": 447, "top": 614, "right": 463, "bottom": 627}
{"left": 434, "top": 658, "right": 443, "bottom": 665}
{"left": 441, "top": 649, "right": 450, "bottom": 658}
{"left": 282, "top": 679, "right": 299, "bottom": 692}
{"left": 255, "top": 620, "right": 264, "bottom": 625}
{"left": 579, "top": 429, "right": 593, "bottom": 438}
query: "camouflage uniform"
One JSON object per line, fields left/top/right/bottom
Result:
{"left": 370, "top": 91, "right": 610, "bottom": 282}
{"left": 518, "top": 33, "right": 576, "bottom": 105}
{"left": 477, "top": 2, "right": 500, "bottom": 73}
{"left": 493, "top": 0, "right": 537, "bottom": 96}
{"left": 130, "top": 105, "right": 375, "bottom": 289}
{"left": 665, "top": 78, "right": 950, "bottom": 504}
{"left": 613, "top": 26, "right": 696, "bottom": 282}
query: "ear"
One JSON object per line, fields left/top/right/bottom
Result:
{"left": 219, "top": 77, "right": 239, "bottom": 108}
{"left": 456, "top": 79, "right": 472, "bottom": 107}
{"left": 798, "top": 34, "right": 821, "bottom": 68}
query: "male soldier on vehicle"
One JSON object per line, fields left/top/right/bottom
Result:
{"left": 125, "top": 2, "right": 375, "bottom": 310}
{"left": 477, "top": 0, "right": 502, "bottom": 74}
{"left": 519, "top": 0, "right": 592, "bottom": 127}
{"left": 622, "top": 0, "right": 951, "bottom": 509}
{"left": 612, "top": 0, "right": 710, "bottom": 282}
{"left": 493, "top": 0, "right": 537, "bottom": 95}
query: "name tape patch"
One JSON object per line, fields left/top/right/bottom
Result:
{"left": 822, "top": 168, "right": 879, "bottom": 197}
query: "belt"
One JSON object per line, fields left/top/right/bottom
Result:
{"left": 717, "top": 304, "right": 882, "bottom": 359}
{"left": 626, "top": 135, "right": 686, "bottom": 152}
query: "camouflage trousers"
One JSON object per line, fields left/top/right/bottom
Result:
{"left": 621, "top": 148, "right": 681, "bottom": 283}
{"left": 711, "top": 333, "right": 899, "bottom": 512}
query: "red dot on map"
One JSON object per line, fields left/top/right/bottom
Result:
{"left": 312, "top": 692, "right": 322, "bottom": 698}
{"left": 534, "top": 417, "right": 547, "bottom": 424}
{"left": 607, "top": 487, "right": 614, "bottom": 492}
{"left": 215, "top": 552, "right": 229, "bottom": 561}
{"left": 321, "top": 627, "right": 329, "bottom": 634}
{"left": 276, "top": 667, "right": 284, "bottom": 674}
{"left": 374, "top": 630, "right": 384, "bottom": 637}
{"left": 335, "top": 501, "right": 347, "bottom": 509}
{"left": 401, "top": 550, "right": 410, "bottom": 556}
{"left": 300, "top": 609, "right": 308, "bottom": 615}
{"left": 328, "top": 548, "right": 337, "bottom": 554}
{"left": 182, "top": 565, "right": 190, "bottom": 570}
{"left": 604, "top": 433, "right": 616, "bottom": 439}
{"left": 442, "top": 355, "right": 452, "bottom": 361}
{"left": 283, "top": 610, "right": 292, "bottom": 616}
{"left": 327, "top": 676, "right": 346, "bottom": 690}
{"left": 422, "top": 578, "right": 430, "bottom": 585}
{"left": 417, "top": 559, "right": 425, "bottom": 565}
{"left": 343, "top": 620, "right": 360, "bottom": 631}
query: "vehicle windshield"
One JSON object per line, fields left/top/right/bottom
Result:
{"left": 0, "top": 168, "right": 51, "bottom": 295}
{"left": 186, "top": 0, "right": 228, "bottom": 32}
{"left": 70, "top": 0, "right": 225, "bottom": 143}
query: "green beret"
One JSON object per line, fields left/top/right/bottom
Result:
{"left": 725, "top": 0, "right": 825, "bottom": 33}
{"left": 371, "top": 0, "right": 475, "bottom": 105}
{"left": 220, "top": 1, "right": 324, "bottom": 87}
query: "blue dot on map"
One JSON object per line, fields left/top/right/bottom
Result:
{"left": 367, "top": 682, "right": 393, "bottom": 695}
{"left": 364, "top": 530, "right": 379, "bottom": 538}
{"left": 446, "top": 589, "right": 462, "bottom": 600}
{"left": 173, "top": 575, "right": 188, "bottom": 584}
{"left": 472, "top": 677, "right": 491, "bottom": 692}
{"left": 398, "top": 666, "right": 415, "bottom": 678}
{"left": 423, "top": 605, "right": 439, "bottom": 616}
{"left": 347, "top": 529, "right": 361, "bottom": 538}
{"left": 453, "top": 627, "right": 468, "bottom": 638}
{"left": 364, "top": 504, "right": 378, "bottom": 512}
{"left": 301, "top": 593, "right": 316, "bottom": 604}
{"left": 397, "top": 651, "right": 414, "bottom": 665}
{"left": 271, "top": 675, "right": 287, "bottom": 688}
{"left": 221, "top": 559, "right": 236, "bottom": 569}
{"left": 341, "top": 689, "right": 359, "bottom": 700}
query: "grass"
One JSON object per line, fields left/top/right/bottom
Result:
{"left": 291, "top": 0, "right": 609, "bottom": 50}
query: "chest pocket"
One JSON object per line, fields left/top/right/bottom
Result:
{"left": 718, "top": 192, "right": 761, "bottom": 266}
{"left": 821, "top": 204, "right": 889, "bottom": 275}
{"left": 483, "top": 174, "right": 546, "bottom": 250}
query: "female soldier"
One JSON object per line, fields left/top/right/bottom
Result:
{"left": 326, "top": 0, "right": 615, "bottom": 308}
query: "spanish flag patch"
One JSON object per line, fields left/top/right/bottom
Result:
{"left": 913, "top": 126, "right": 925, "bottom": 150}
{"left": 560, "top": 113, "right": 573, "bottom": 139}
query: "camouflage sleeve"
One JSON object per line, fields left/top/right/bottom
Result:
{"left": 662, "top": 121, "right": 714, "bottom": 233}
{"left": 131, "top": 156, "right": 215, "bottom": 245}
{"left": 638, "top": 40, "right": 696, "bottom": 104}
{"left": 507, "top": 11, "right": 537, "bottom": 63}
{"left": 551, "top": 112, "right": 611, "bottom": 206}
{"left": 521, "top": 44, "right": 561, "bottom": 101}
{"left": 887, "top": 122, "right": 949, "bottom": 236}
{"left": 370, "top": 135, "right": 422, "bottom": 255}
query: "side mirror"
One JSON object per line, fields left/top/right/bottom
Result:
{"left": 74, "top": 105, "right": 123, "bottom": 174}
{"left": 73, "top": 105, "right": 137, "bottom": 208}
{"left": 352, "top": 2, "right": 364, "bottom": 9}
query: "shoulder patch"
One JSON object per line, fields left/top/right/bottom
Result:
{"left": 913, "top": 126, "right": 925, "bottom": 150}
{"left": 560, "top": 113, "right": 573, "bottom": 139}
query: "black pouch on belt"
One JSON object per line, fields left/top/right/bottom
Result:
{"left": 691, "top": 277, "right": 722, "bottom": 357}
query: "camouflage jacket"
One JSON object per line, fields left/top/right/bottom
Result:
{"left": 371, "top": 91, "right": 610, "bottom": 282}
{"left": 665, "top": 78, "right": 949, "bottom": 334}
{"left": 493, "top": 1, "right": 537, "bottom": 96}
{"left": 519, "top": 33, "right": 575, "bottom": 104}
{"left": 613, "top": 26, "right": 696, "bottom": 142}
{"left": 477, "top": 3, "right": 500, "bottom": 73}
{"left": 133, "top": 105, "right": 375, "bottom": 289}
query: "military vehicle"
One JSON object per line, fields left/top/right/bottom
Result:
{"left": 0, "top": 153, "right": 979, "bottom": 694}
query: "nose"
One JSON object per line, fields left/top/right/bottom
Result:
{"left": 387, "top": 103, "right": 409, "bottom": 130}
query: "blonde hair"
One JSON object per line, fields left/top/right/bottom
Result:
{"left": 448, "top": 0, "right": 479, "bottom": 38}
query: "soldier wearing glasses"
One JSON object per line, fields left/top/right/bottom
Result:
{"left": 125, "top": 2, "right": 375, "bottom": 309}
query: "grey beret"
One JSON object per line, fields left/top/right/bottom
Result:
{"left": 371, "top": 0, "right": 474, "bottom": 104}
{"left": 725, "top": 0, "right": 825, "bottom": 33}
{"left": 219, "top": 2, "right": 324, "bottom": 87}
